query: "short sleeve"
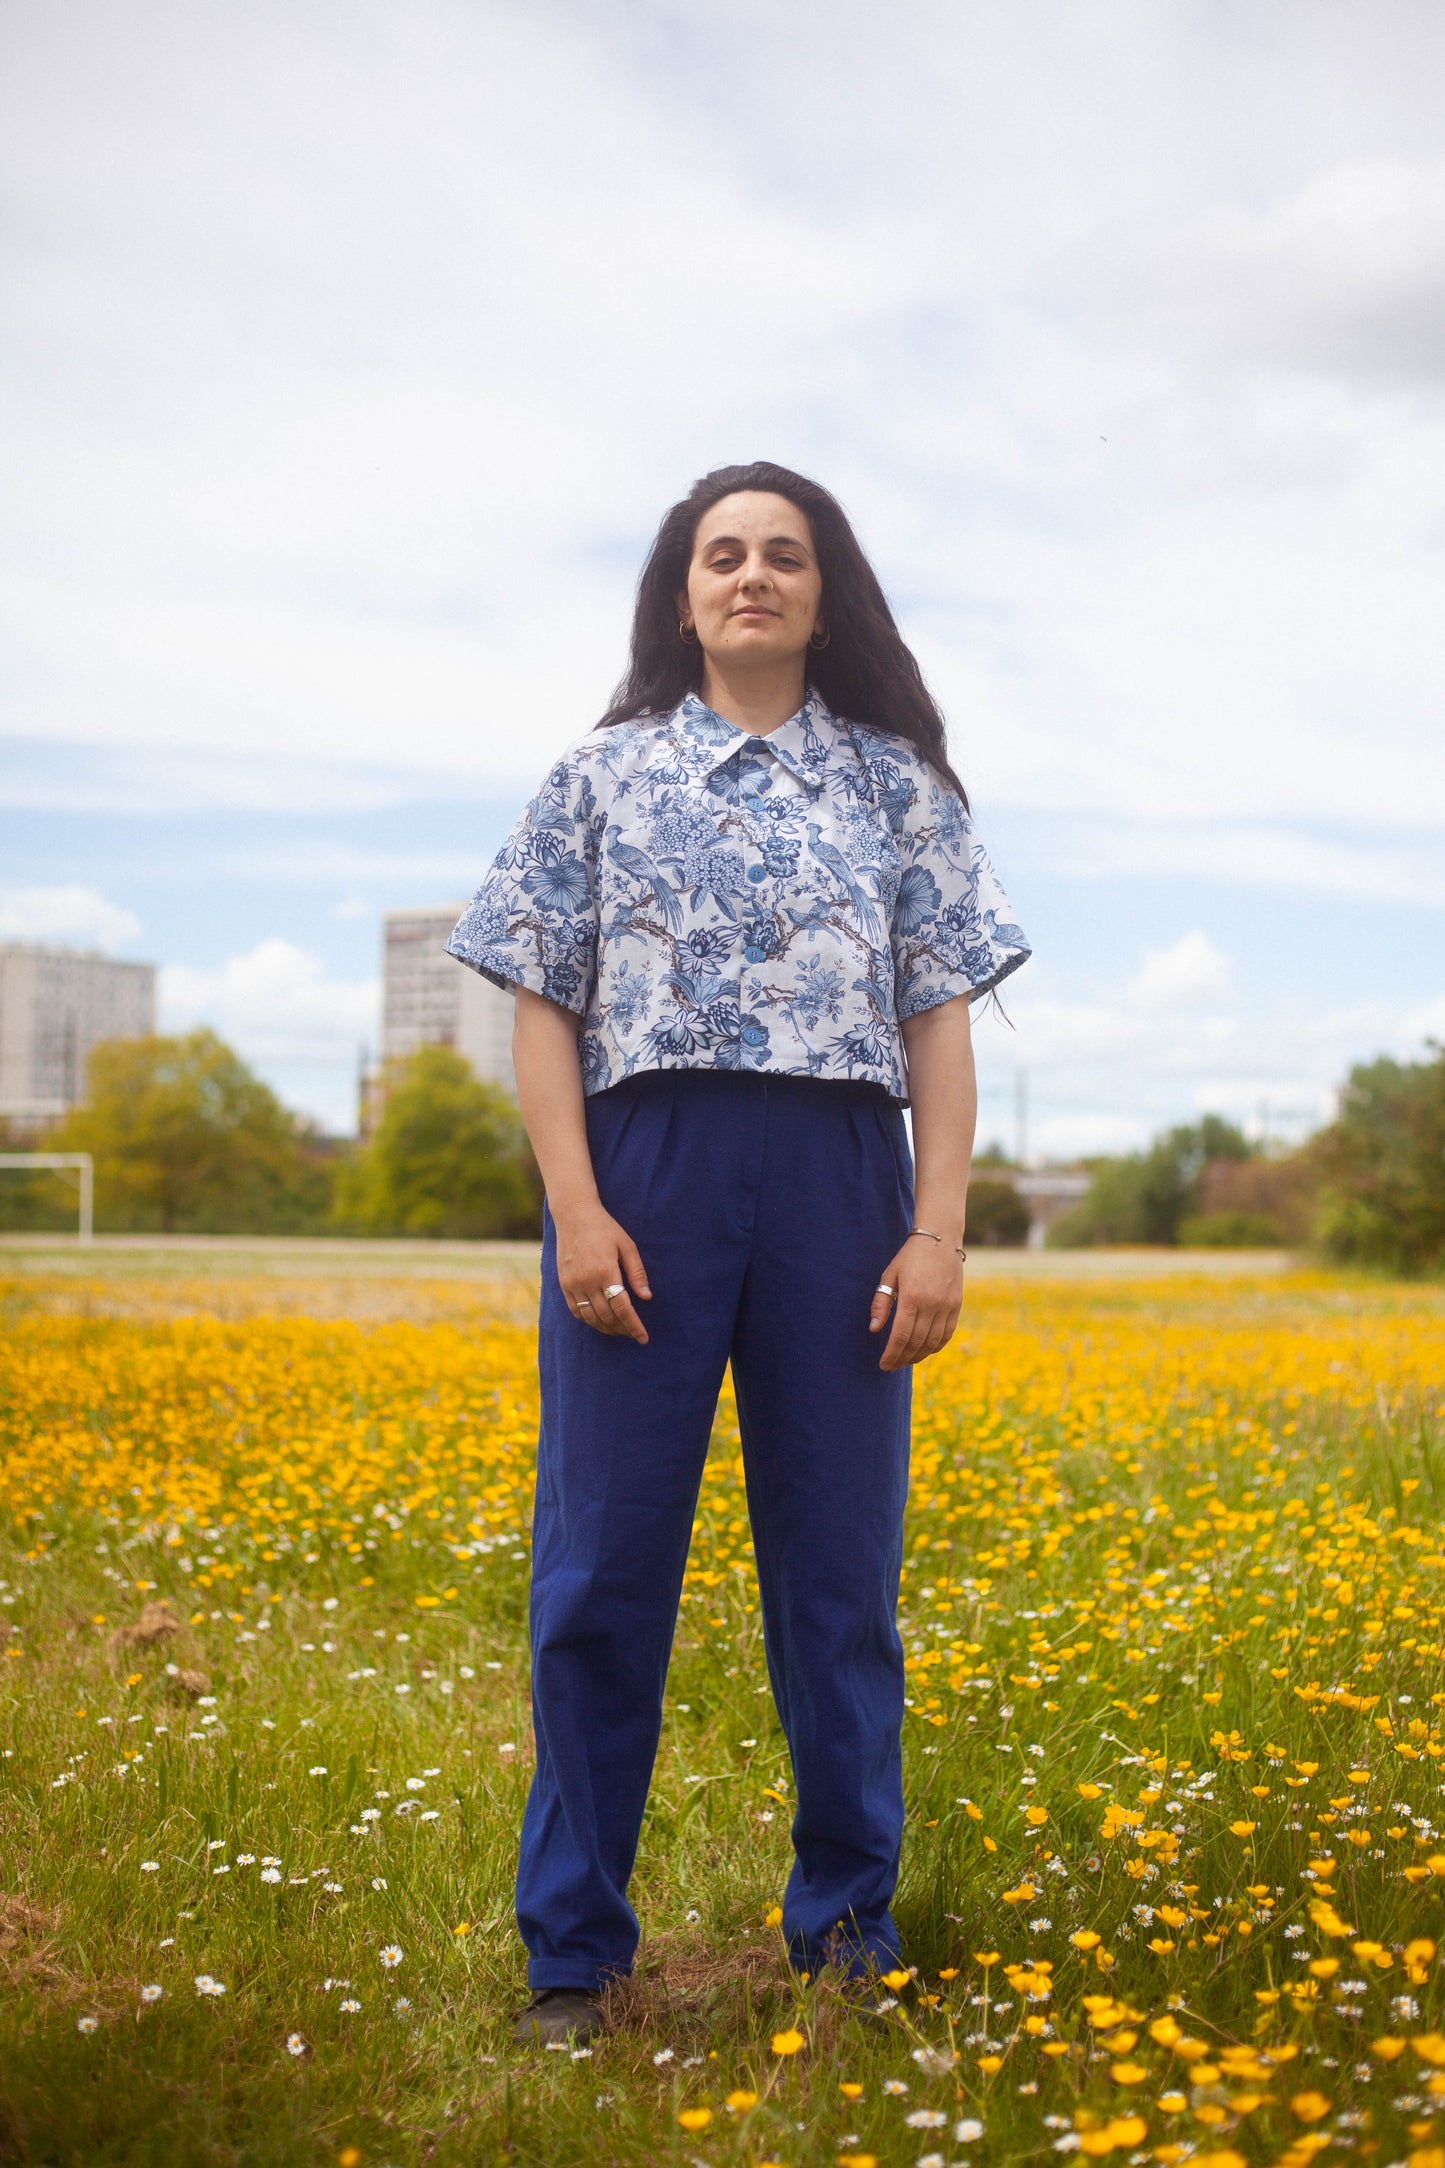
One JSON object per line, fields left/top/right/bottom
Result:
{"left": 445, "top": 753, "right": 599, "bottom": 1015}
{"left": 890, "top": 770, "right": 1030, "bottom": 1019}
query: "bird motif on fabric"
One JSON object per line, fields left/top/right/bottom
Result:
{"left": 603, "top": 828, "right": 684, "bottom": 931}
{"left": 805, "top": 824, "right": 882, "bottom": 939}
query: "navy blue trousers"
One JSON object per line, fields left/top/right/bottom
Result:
{"left": 517, "top": 1068, "right": 914, "bottom": 1991}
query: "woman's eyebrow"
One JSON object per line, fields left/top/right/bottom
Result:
{"left": 700, "top": 532, "right": 811, "bottom": 552}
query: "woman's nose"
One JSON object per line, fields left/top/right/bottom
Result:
{"left": 738, "top": 558, "right": 772, "bottom": 590}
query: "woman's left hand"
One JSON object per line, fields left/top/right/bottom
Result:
{"left": 869, "top": 1238, "right": 963, "bottom": 1371}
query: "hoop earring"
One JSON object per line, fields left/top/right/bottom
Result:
{"left": 810, "top": 625, "right": 831, "bottom": 650}
{"left": 678, "top": 620, "right": 699, "bottom": 645}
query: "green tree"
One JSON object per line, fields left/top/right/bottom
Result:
{"left": 964, "top": 1177, "right": 1031, "bottom": 1247}
{"left": 1311, "top": 1044, "right": 1445, "bottom": 1276}
{"left": 335, "top": 1045, "right": 541, "bottom": 1239}
{"left": 1049, "top": 1114, "right": 1252, "bottom": 1247}
{"left": 1178, "top": 1148, "right": 1319, "bottom": 1248}
{"left": 52, "top": 1029, "right": 333, "bottom": 1233}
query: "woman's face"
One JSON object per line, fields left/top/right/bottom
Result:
{"left": 679, "top": 492, "right": 824, "bottom": 670}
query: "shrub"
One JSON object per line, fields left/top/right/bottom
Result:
{"left": 335, "top": 1045, "right": 540, "bottom": 1239}
{"left": 1194, "top": 1150, "right": 1317, "bottom": 1244}
{"left": 1048, "top": 1116, "right": 1252, "bottom": 1247}
{"left": 1312, "top": 1046, "right": 1445, "bottom": 1276}
{"left": 964, "top": 1178, "right": 1030, "bottom": 1247}
{"left": 1178, "top": 1210, "right": 1284, "bottom": 1248}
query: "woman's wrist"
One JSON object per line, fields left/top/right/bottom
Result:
{"left": 910, "top": 1198, "right": 968, "bottom": 1247}
{"left": 547, "top": 1182, "right": 605, "bottom": 1228}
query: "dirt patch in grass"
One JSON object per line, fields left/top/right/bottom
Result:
{"left": 111, "top": 1602, "right": 181, "bottom": 1651}
{"left": 604, "top": 1934, "right": 789, "bottom": 2034}
{"left": 0, "top": 1896, "right": 69, "bottom": 1993}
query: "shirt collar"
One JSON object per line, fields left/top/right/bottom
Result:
{"left": 670, "top": 688, "right": 837, "bottom": 789}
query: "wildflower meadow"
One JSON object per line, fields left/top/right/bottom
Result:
{"left": 2, "top": 1261, "right": 1445, "bottom": 2168}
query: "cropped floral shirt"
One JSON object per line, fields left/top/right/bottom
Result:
{"left": 446, "top": 690, "right": 1029, "bottom": 1102}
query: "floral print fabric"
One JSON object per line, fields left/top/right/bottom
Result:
{"left": 446, "top": 690, "right": 1029, "bottom": 1101}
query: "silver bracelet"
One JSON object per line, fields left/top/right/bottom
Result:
{"left": 907, "top": 1226, "right": 967, "bottom": 1261}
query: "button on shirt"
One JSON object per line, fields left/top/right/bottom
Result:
{"left": 446, "top": 690, "right": 1030, "bottom": 1102}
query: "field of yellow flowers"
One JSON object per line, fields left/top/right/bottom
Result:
{"left": 2, "top": 1265, "right": 1444, "bottom": 2168}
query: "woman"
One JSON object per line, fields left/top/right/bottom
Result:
{"left": 447, "top": 461, "right": 1029, "bottom": 2045}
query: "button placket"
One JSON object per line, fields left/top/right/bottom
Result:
{"left": 732, "top": 744, "right": 778, "bottom": 1063}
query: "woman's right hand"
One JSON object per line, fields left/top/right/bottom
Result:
{"left": 554, "top": 1202, "right": 652, "bottom": 1343}
{"left": 509, "top": 989, "right": 652, "bottom": 1344}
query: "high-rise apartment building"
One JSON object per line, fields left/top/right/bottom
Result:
{"left": 381, "top": 908, "right": 516, "bottom": 1099}
{"left": 0, "top": 944, "right": 156, "bottom": 1128}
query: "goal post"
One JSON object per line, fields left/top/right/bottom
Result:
{"left": 0, "top": 1153, "right": 94, "bottom": 1243}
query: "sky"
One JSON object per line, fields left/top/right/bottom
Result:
{"left": 2, "top": 0, "right": 1443, "bottom": 1151}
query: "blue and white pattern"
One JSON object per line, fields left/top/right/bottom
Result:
{"left": 446, "top": 690, "right": 1029, "bottom": 1102}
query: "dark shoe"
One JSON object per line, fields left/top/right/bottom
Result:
{"left": 511, "top": 1986, "right": 605, "bottom": 2047}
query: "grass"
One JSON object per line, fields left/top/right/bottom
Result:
{"left": 1, "top": 1264, "right": 1444, "bottom": 2167}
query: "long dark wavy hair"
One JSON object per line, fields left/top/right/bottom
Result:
{"left": 598, "top": 461, "right": 968, "bottom": 807}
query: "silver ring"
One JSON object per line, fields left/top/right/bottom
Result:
{"left": 603, "top": 1283, "right": 625, "bottom": 1301}
{"left": 876, "top": 1283, "right": 894, "bottom": 1297}
{"left": 576, "top": 1298, "right": 592, "bottom": 1308}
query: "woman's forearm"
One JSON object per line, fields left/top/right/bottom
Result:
{"left": 900, "top": 995, "right": 977, "bottom": 1246}
{"left": 870, "top": 994, "right": 975, "bottom": 1371}
{"left": 511, "top": 987, "right": 600, "bottom": 1220}
{"left": 511, "top": 986, "right": 651, "bottom": 1341}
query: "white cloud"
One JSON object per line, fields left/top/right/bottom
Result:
{"left": 160, "top": 940, "right": 378, "bottom": 1068}
{"left": 973, "top": 932, "right": 1445, "bottom": 1160}
{"left": 1031, "top": 1111, "right": 1157, "bottom": 1163}
{"left": 0, "top": 0, "right": 942, "bottom": 787}
{"left": 1404, "top": 990, "right": 1445, "bottom": 1044}
{"left": 1304, "top": 992, "right": 1445, "bottom": 1073}
{"left": 1128, "top": 932, "right": 1232, "bottom": 1009}
{"left": 0, "top": 884, "right": 141, "bottom": 950}
{"left": 984, "top": 965, "right": 1238, "bottom": 1074}
{"left": 1104, "top": 156, "right": 1445, "bottom": 389}
{"left": 1048, "top": 821, "right": 1445, "bottom": 908}
{"left": 2, "top": 0, "right": 1444, "bottom": 838}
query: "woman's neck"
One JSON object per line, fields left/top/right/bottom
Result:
{"left": 698, "top": 659, "right": 808, "bottom": 737}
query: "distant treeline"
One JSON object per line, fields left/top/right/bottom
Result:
{"left": 1044, "top": 1047, "right": 1445, "bottom": 1275}
{"left": 3, "top": 1032, "right": 1442, "bottom": 1274}
{"left": 0, "top": 1032, "right": 540, "bottom": 1241}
